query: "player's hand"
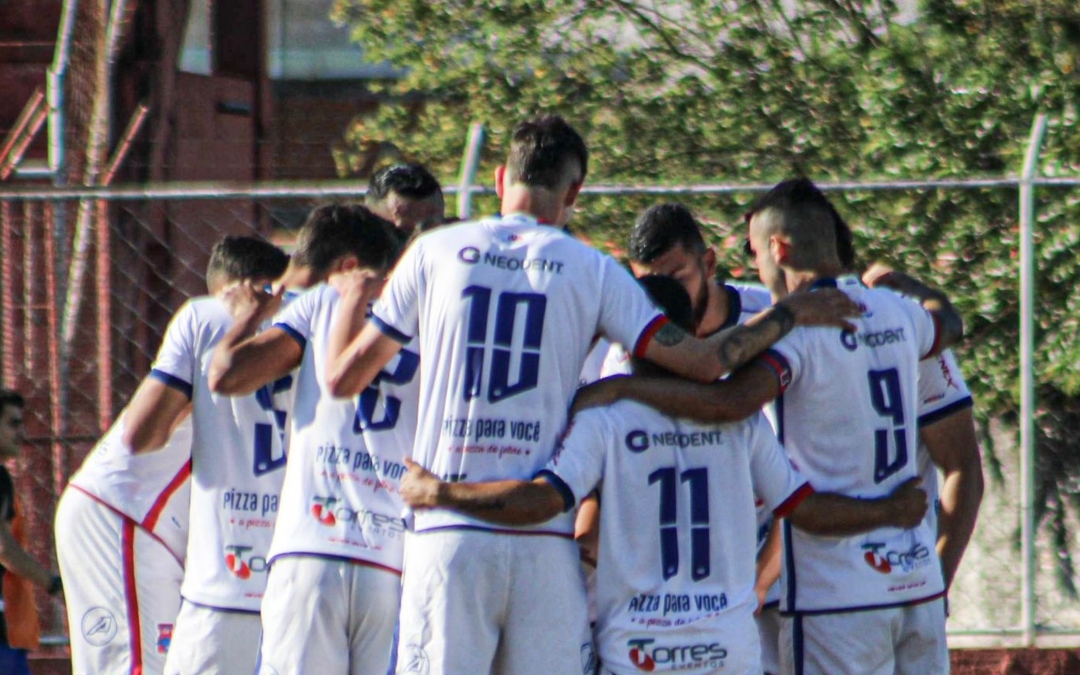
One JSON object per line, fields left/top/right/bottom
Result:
{"left": 861, "top": 262, "right": 896, "bottom": 288}
{"left": 884, "top": 477, "right": 928, "bottom": 529}
{"left": 218, "top": 281, "right": 284, "bottom": 324}
{"left": 399, "top": 458, "right": 443, "bottom": 510}
{"left": 778, "top": 288, "right": 860, "bottom": 332}
{"left": 570, "top": 376, "right": 627, "bottom": 414}
{"left": 330, "top": 268, "right": 385, "bottom": 305}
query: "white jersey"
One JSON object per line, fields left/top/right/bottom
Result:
{"left": 544, "top": 401, "right": 810, "bottom": 674}
{"left": 760, "top": 276, "right": 945, "bottom": 613}
{"left": 372, "top": 214, "right": 664, "bottom": 534}
{"left": 68, "top": 418, "right": 192, "bottom": 560}
{"left": 579, "top": 337, "right": 612, "bottom": 386}
{"left": 916, "top": 349, "right": 974, "bottom": 535}
{"left": 151, "top": 297, "right": 292, "bottom": 612}
{"left": 268, "top": 284, "right": 416, "bottom": 571}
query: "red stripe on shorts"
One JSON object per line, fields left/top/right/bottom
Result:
{"left": 122, "top": 519, "right": 143, "bottom": 675}
{"left": 141, "top": 460, "right": 191, "bottom": 532}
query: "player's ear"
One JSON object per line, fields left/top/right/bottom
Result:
{"left": 770, "top": 235, "right": 791, "bottom": 265}
{"left": 702, "top": 247, "right": 717, "bottom": 277}
{"left": 494, "top": 165, "right": 507, "bottom": 198}
{"left": 336, "top": 255, "right": 359, "bottom": 273}
{"left": 563, "top": 179, "right": 583, "bottom": 207}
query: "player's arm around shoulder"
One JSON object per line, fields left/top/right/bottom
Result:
{"left": 208, "top": 283, "right": 302, "bottom": 395}
{"left": 325, "top": 270, "right": 402, "bottom": 398}
{"left": 399, "top": 459, "right": 566, "bottom": 527}
{"left": 571, "top": 358, "right": 783, "bottom": 424}
{"left": 862, "top": 263, "right": 963, "bottom": 356}
{"left": 638, "top": 289, "right": 859, "bottom": 383}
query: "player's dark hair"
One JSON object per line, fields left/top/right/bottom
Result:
{"left": 744, "top": 178, "right": 843, "bottom": 268}
{"left": 366, "top": 163, "right": 443, "bottom": 205}
{"left": 506, "top": 116, "right": 588, "bottom": 190}
{"left": 638, "top": 275, "right": 695, "bottom": 334}
{"left": 0, "top": 389, "right": 25, "bottom": 417}
{"left": 206, "top": 236, "right": 290, "bottom": 284}
{"left": 628, "top": 203, "right": 707, "bottom": 264}
{"left": 833, "top": 207, "right": 856, "bottom": 270}
{"left": 293, "top": 203, "right": 402, "bottom": 275}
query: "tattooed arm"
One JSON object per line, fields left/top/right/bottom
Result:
{"left": 639, "top": 288, "right": 858, "bottom": 382}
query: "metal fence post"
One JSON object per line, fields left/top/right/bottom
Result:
{"left": 1019, "top": 113, "right": 1048, "bottom": 648}
{"left": 457, "top": 123, "right": 485, "bottom": 220}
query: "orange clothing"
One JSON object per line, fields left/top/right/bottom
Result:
{"left": 2, "top": 496, "right": 41, "bottom": 650}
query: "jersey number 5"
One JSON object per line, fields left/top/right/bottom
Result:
{"left": 253, "top": 375, "right": 293, "bottom": 476}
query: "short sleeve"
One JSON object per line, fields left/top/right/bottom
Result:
{"left": 594, "top": 255, "right": 665, "bottom": 357}
{"left": 917, "top": 349, "right": 973, "bottom": 427}
{"left": 371, "top": 241, "right": 422, "bottom": 343}
{"left": 745, "top": 412, "right": 812, "bottom": 518}
{"left": 755, "top": 330, "right": 804, "bottom": 395}
{"left": 538, "top": 410, "right": 609, "bottom": 511}
{"left": 272, "top": 284, "right": 323, "bottom": 350}
{"left": 149, "top": 301, "right": 198, "bottom": 399}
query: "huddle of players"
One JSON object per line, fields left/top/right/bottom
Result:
{"left": 55, "top": 114, "right": 982, "bottom": 675}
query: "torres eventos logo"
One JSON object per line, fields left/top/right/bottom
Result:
{"left": 862, "top": 542, "right": 931, "bottom": 575}
{"left": 311, "top": 496, "right": 339, "bottom": 526}
{"left": 224, "top": 544, "right": 268, "bottom": 579}
{"left": 627, "top": 638, "right": 727, "bottom": 672}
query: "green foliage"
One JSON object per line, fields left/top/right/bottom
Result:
{"left": 334, "top": 0, "right": 1080, "bottom": 579}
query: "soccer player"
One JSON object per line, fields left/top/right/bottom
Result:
{"left": 56, "top": 416, "right": 191, "bottom": 674}
{"left": 324, "top": 116, "right": 862, "bottom": 675}
{"left": 118, "top": 235, "right": 292, "bottom": 675}
{"left": 397, "top": 274, "right": 931, "bottom": 675}
{"left": 366, "top": 163, "right": 446, "bottom": 235}
{"left": 574, "top": 178, "right": 964, "bottom": 675}
{"left": 862, "top": 264, "right": 984, "bottom": 591}
{"left": 0, "top": 390, "right": 63, "bottom": 675}
{"left": 207, "top": 205, "right": 407, "bottom": 675}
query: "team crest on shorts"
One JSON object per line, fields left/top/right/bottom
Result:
{"left": 581, "top": 642, "right": 597, "bottom": 674}
{"left": 81, "top": 607, "right": 118, "bottom": 647}
{"left": 400, "top": 645, "right": 430, "bottom": 675}
{"left": 156, "top": 624, "right": 173, "bottom": 654}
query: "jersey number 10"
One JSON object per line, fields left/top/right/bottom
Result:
{"left": 462, "top": 286, "right": 547, "bottom": 403}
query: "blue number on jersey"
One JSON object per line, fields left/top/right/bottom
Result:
{"left": 649, "top": 466, "right": 711, "bottom": 581}
{"left": 462, "top": 285, "right": 547, "bottom": 403}
{"left": 354, "top": 348, "right": 421, "bottom": 432}
{"left": 868, "top": 367, "right": 908, "bottom": 483}
{"left": 253, "top": 375, "right": 293, "bottom": 476}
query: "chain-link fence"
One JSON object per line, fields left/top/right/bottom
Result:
{"left": 0, "top": 178, "right": 1077, "bottom": 649}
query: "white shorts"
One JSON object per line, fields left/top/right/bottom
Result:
{"left": 257, "top": 554, "right": 401, "bottom": 675}
{"left": 55, "top": 487, "right": 183, "bottom": 675}
{"left": 756, "top": 605, "right": 782, "bottom": 675}
{"left": 396, "top": 529, "right": 591, "bottom": 675}
{"left": 163, "top": 600, "right": 262, "bottom": 675}
{"left": 780, "top": 599, "right": 948, "bottom": 675}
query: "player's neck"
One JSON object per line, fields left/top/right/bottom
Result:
{"left": 500, "top": 187, "right": 565, "bottom": 226}
{"left": 786, "top": 264, "right": 844, "bottom": 293}
{"left": 696, "top": 281, "right": 729, "bottom": 337}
